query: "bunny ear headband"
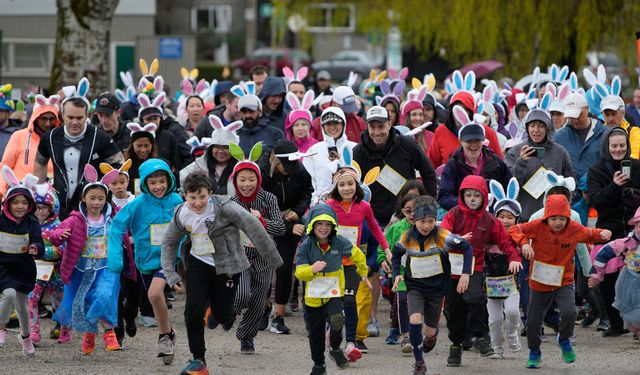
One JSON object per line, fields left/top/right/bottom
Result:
{"left": 100, "top": 159, "right": 133, "bottom": 179}
{"left": 137, "top": 92, "right": 166, "bottom": 119}
{"left": 182, "top": 78, "right": 209, "bottom": 100}
{"left": 490, "top": 177, "right": 522, "bottom": 217}
{"left": 332, "top": 147, "right": 382, "bottom": 202}
{"left": 208, "top": 114, "right": 242, "bottom": 145}
{"left": 34, "top": 94, "right": 61, "bottom": 112}
{"left": 139, "top": 58, "right": 159, "bottom": 78}
{"left": 229, "top": 142, "right": 262, "bottom": 164}
{"left": 230, "top": 81, "right": 257, "bottom": 97}
{"left": 282, "top": 66, "right": 309, "bottom": 88}
{"left": 544, "top": 170, "right": 576, "bottom": 193}
{"left": 127, "top": 122, "right": 158, "bottom": 138}
{"left": 181, "top": 67, "right": 199, "bottom": 81}
{"left": 2, "top": 165, "right": 38, "bottom": 200}
{"left": 185, "top": 136, "right": 213, "bottom": 155}
{"left": 81, "top": 164, "right": 120, "bottom": 195}
{"left": 61, "top": 77, "right": 90, "bottom": 108}
{"left": 138, "top": 75, "right": 165, "bottom": 96}
{"left": 446, "top": 70, "right": 476, "bottom": 96}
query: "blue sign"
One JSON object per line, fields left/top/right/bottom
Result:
{"left": 159, "top": 38, "right": 182, "bottom": 59}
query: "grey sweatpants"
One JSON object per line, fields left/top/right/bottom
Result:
{"left": 0, "top": 288, "right": 29, "bottom": 337}
{"left": 526, "top": 285, "right": 577, "bottom": 351}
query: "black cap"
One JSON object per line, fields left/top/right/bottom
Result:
{"left": 274, "top": 139, "right": 303, "bottom": 174}
{"left": 95, "top": 93, "right": 120, "bottom": 115}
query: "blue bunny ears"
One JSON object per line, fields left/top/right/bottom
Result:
{"left": 231, "top": 81, "right": 256, "bottom": 97}
{"left": 61, "top": 77, "right": 90, "bottom": 107}
{"left": 490, "top": 177, "right": 522, "bottom": 218}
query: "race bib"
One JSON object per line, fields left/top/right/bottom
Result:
{"left": 134, "top": 178, "right": 141, "bottom": 196}
{"left": 150, "top": 224, "right": 169, "bottom": 246}
{"left": 522, "top": 166, "right": 551, "bottom": 199}
{"left": 376, "top": 165, "right": 407, "bottom": 196}
{"left": 486, "top": 275, "right": 518, "bottom": 298}
{"left": 337, "top": 226, "right": 359, "bottom": 245}
{"left": 82, "top": 236, "right": 108, "bottom": 259}
{"left": 410, "top": 255, "right": 443, "bottom": 278}
{"left": 0, "top": 232, "right": 29, "bottom": 254}
{"left": 190, "top": 234, "right": 215, "bottom": 256}
{"left": 531, "top": 260, "right": 564, "bottom": 286}
{"left": 449, "top": 253, "right": 475, "bottom": 276}
{"left": 306, "top": 277, "right": 340, "bottom": 299}
{"left": 35, "top": 260, "right": 55, "bottom": 281}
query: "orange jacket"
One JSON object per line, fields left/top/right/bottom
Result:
{"left": 508, "top": 195, "right": 604, "bottom": 292}
{"left": 0, "top": 104, "right": 59, "bottom": 195}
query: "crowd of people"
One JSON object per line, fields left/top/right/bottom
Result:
{"left": 0, "top": 58, "right": 640, "bottom": 375}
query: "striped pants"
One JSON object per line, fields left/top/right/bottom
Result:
{"left": 234, "top": 247, "right": 272, "bottom": 341}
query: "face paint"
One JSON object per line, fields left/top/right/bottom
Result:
{"left": 463, "top": 189, "right": 483, "bottom": 210}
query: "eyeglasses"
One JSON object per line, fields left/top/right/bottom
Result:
{"left": 212, "top": 145, "right": 229, "bottom": 150}
{"left": 401, "top": 208, "right": 413, "bottom": 214}
{"left": 39, "top": 116, "right": 57, "bottom": 123}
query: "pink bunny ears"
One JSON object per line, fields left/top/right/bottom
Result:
{"left": 453, "top": 105, "right": 485, "bottom": 141}
{"left": 208, "top": 114, "right": 243, "bottom": 133}
{"left": 34, "top": 94, "right": 61, "bottom": 111}
{"left": 286, "top": 90, "right": 314, "bottom": 113}
{"left": 209, "top": 114, "right": 242, "bottom": 145}
{"left": 181, "top": 78, "right": 209, "bottom": 99}
{"left": 2, "top": 165, "right": 38, "bottom": 199}
{"left": 81, "top": 164, "right": 119, "bottom": 195}
{"left": 127, "top": 122, "right": 158, "bottom": 138}
{"left": 282, "top": 66, "right": 308, "bottom": 88}
{"left": 137, "top": 92, "right": 166, "bottom": 119}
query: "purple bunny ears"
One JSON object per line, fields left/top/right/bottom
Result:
{"left": 81, "top": 164, "right": 119, "bottom": 195}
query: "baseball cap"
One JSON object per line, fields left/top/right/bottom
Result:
{"left": 238, "top": 94, "right": 262, "bottom": 112}
{"left": 332, "top": 86, "right": 357, "bottom": 114}
{"left": 94, "top": 93, "right": 120, "bottom": 115}
{"left": 321, "top": 106, "right": 346, "bottom": 126}
{"left": 458, "top": 122, "right": 485, "bottom": 142}
{"left": 366, "top": 106, "right": 389, "bottom": 123}
{"left": 273, "top": 139, "right": 303, "bottom": 174}
{"left": 317, "top": 70, "right": 331, "bottom": 81}
{"left": 600, "top": 95, "right": 625, "bottom": 113}
{"left": 549, "top": 99, "right": 564, "bottom": 114}
{"left": 563, "top": 92, "right": 588, "bottom": 118}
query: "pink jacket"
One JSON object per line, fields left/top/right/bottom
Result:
{"left": 49, "top": 211, "right": 88, "bottom": 284}
{"left": 326, "top": 199, "right": 389, "bottom": 250}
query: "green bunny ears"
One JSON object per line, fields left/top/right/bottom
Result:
{"left": 230, "top": 142, "right": 263, "bottom": 163}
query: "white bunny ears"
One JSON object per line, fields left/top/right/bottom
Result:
{"left": 33, "top": 94, "right": 61, "bottom": 111}
{"left": 445, "top": 70, "right": 476, "bottom": 96}
{"left": 490, "top": 177, "right": 522, "bottom": 217}
{"left": 545, "top": 170, "right": 576, "bottom": 192}
{"left": 286, "top": 90, "right": 314, "bottom": 114}
{"left": 127, "top": 122, "right": 158, "bottom": 138}
{"left": 61, "top": 77, "right": 90, "bottom": 107}
{"left": 283, "top": 66, "right": 308, "bottom": 88}
{"left": 453, "top": 105, "right": 486, "bottom": 140}
{"left": 186, "top": 136, "right": 213, "bottom": 155}
{"left": 209, "top": 114, "right": 242, "bottom": 146}
{"left": 230, "top": 81, "right": 257, "bottom": 97}
{"left": 81, "top": 164, "right": 119, "bottom": 195}
{"left": 2, "top": 165, "right": 38, "bottom": 200}
{"left": 137, "top": 75, "right": 165, "bottom": 96}
{"left": 137, "top": 92, "right": 166, "bottom": 119}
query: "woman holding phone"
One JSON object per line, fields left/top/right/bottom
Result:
{"left": 587, "top": 127, "right": 640, "bottom": 337}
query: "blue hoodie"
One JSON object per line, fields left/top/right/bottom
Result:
{"left": 258, "top": 76, "right": 289, "bottom": 133}
{"left": 108, "top": 158, "right": 183, "bottom": 274}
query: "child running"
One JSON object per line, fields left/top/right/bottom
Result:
{"left": 50, "top": 164, "right": 121, "bottom": 354}
{"left": 28, "top": 183, "right": 69, "bottom": 345}
{"left": 392, "top": 195, "right": 473, "bottom": 375}
{"left": 295, "top": 203, "right": 370, "bottom": 375}
{"left": 108, "top": 158, "right": 183, "bottom": 364}
{"left": 161, "top": 171, "right": 282, "bottom": 375}
{"left": 508, "top": 194, "right": 611, "bottom": 369}
{"left": 0, "top": 167, "right": 43, "bottom": 357}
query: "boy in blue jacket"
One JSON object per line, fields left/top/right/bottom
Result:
{"left": 107, "top": 158, "right": 183, "bottom": 365}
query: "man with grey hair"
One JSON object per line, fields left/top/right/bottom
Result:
{"left": 601, "top": 95, "right": 640, "bottom": 158}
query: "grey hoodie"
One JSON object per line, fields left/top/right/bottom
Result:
{"left": 161, "top": 195, "right": 283, "bottom": 287}
{"left": 505, "top": 109, "right": 575, "bottom": 221}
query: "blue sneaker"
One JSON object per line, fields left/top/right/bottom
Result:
{"left": 385, "top": 328, "right": 400, "bottom": 345}
{"left": 527, "top": 350, "right": 541, "bottom": 369}
{"left": 556, "top": 334, "right": 576, "bottom": 363}
{"left": 180, "top": 359, "right": 209, "bottom": 375}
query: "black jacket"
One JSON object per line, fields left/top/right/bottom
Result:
{"left": 156, "top": 117, "right": 192, "bottom": 172}
{"left": 194, "top": 105, "right": 226, "bottom": 140}
{"left": 353, "top": 129, "right": 437, "bottom": 226}
{"left": 0, "top": 213, "right": 43, "bottom": 294}
{"left": 119, "top": 101, "right": 140, "bottom": 123}
{"left": 259, "top": 77, "right": 289, "bottom": 133}
{"left": 260, "top": 160, "right": 313, "bottom": 231}
{"left": 105, "top": 119, "right": 131, "bottom": 153}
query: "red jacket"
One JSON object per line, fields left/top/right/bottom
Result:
{"left": 441, "top": 175, "right": 520, "bottom": 276}
{"left": 508, "top": 195, "right": 605, "bottom": 292}
{"left": 428, "top": 123, "right": 503, "bottom": 168}
{"left": 311, "top": 111, "right": 366, "bottom": 143}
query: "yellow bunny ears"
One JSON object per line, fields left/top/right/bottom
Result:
{"left": 412, "top": 74, "right": 436, "bottom": 92}
{"left": 100, "top": 159, "right": 133, "bottom": 178}
{"left": 181, "top": 67, "right": 199, "bottom": 81}
{"left": 139, "top": 58, "right": 159, "bottom": 77}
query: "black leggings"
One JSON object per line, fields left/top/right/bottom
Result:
{"left": 274, "top": 233, "right": 300, "bottom": 305}
{"left": 184, "top": 253, "right": 240, "bottom": 361}
{"left": 115, "top": 276, "right": 142, "bottom": 338}
{"left": 600, "top": 271, "right": 623, "bottom": 330}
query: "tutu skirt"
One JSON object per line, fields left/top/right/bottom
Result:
{"left": 613, "top": 267, "right": 640, "bottom": 333}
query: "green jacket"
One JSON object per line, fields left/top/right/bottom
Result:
{"left": 377, "top": 218, "right": 411, "bottom": 292}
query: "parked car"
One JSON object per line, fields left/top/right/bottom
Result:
{"left": 231, "top": 48, "right": 312, "bottom": 79}
{"left": 582, "top": 51, "right": 631, "bottom": 89}
{"left": 312, "top": 50, "right": 383, "bottom": 82}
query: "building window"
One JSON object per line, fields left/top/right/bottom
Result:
{"left": 306, "top": 3, "right": 355, "bottom": 33}
{"left": 1, "top": 40, "right": 54, "bottom": 77}
{"left": 191, "top": 5, "right": 232, "bottom": 33}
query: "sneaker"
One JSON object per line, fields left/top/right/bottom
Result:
{"left": 580, "top": 314, "right": 597, "bottom": 327}
{"left": 462, "top": 336, "right": 474, "bottom": 350}
{"left": 204, "top": 307, "right": 218, "bottom": 330}
{"left": 596, "top": 319, "right": 610, "bottom": 332}
{"left": 526, "top": 350, "right": 541, "bottom": 369}
{"left": 474, "top": 337, "right": 499, "bottom": 358}
{"left": 137, "top": 315, "right": 158, "bottom": 328}
{"left": 158, "top": 330, "right": 176, "bottom": 365}
{"left": 329, "top": 348, "right": 349, "bottom": 369}
{"left": 38, "top": 304, "right": 52, "bottom": 319}
{"left": 290, "top": 299, "right": 299, "bottom": 313}
{"left": 165, "top": 289, "right": 176, "bottom": 302}
{"left": 103, "top": 329, "right": 121, "bottom": 351}
{"left": 422, "top": 332, "right": 437, "bottom": 354}
{"left": 270, "top": 315, "right": 291, "bottom": 334}
{"left": 508, "top": 333, "right": 522, "bottom": 352}
{"left": 0, "top": 329, "right": 6, "bottom": 347}
{"left": 447, "top": 344, "right": 462, "bottom": 367}
{"left": 494, "top": 346, "right": 505, "bottom": 358}
{"left": 367, "top": 319, "right": 379, "bottom": 337}
{"left": 257, "top": 307, "right": 271, "bottom": 331}
{"left": 240, "top": 338, "right": 255, "bottom": 354}
{"left": 556, "top": 334, "right": 576, "bottom": 363}
{"left": 180, "top": 359, "right": 209, "bottom": 375}
{"left": 345, "top": 342, "right": 362, "bottom": 362}
{"left": 309, "top": 365, "right": 327, "bottom": 375}
{"left": 29, "top": 331, "right": 41, "bottom": 345}
{"left": 520, "top": 326, "right": 527, "bottom": 337}
{"left": 413, "top": 360, "right": 427, "bottom": 375}
{"left": 57, "top": 326, "right": 72, "bottom": 344}
{"left": 602, "top": 327, "right": 629, "bottom": 337}
{"left": 82, "top": 332, "right": 96, "bottom": 354}
{"left": 355, "top": 340, "right": 368, "bottom": 354}
{"left": 125, "top": 318, "right": 137, "bottom": 337}
{"left": 222, "top": 318, "right": 234, "bottom": 331}
{"left": 18, "top": 334, "right": 35, "bottom": 357}
{"left": 385, "top": 328, "right": 400, "bottom": 345}
{"left": 400, "top": 337, "right": 413, "bottom": 355}
{"left": 50, "top": 323, "right": 61, "bottom": 340}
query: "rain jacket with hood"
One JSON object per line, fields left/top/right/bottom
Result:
{"left": 613, "top": 118, "right": 640, "bottom": 159}
{"left": 284, "top": 117, "right": 318, "bottom": 153}
{"left": 353, "top": 128, "right": 438, "bottom": 226}
{"left": 259, "top": 77, "right": 289, "bottom": 133}
{"left": 0, "top": 104, "right": 59, "bottom": 196}
{"left": 555, "top": 118, "right": 606, "bottom": 179}
{"left": 505, "top": 109, "right": 574, "bottom": 221}
{"left": 294, "top": 204, "right": 368, "bottom": 308}
{"left": 237, "top": 117, "right": 284, "bottom": 160}
{"left": 441, "top": 175, "right": 520, "bottom": 275}
{"left": 107, "top": 159, "right": 183, "bottom": 274}
{"left": 508, "top": 194, "right": 605, "bottom": 292}
{"left": 0, "top": 187, "right": 43, "bottom": 294}
{"left": 310, "top": 111, "right": 367, "bottom": 144}
{"left": 587, "top": 127, "right": 640, "bottom": 239}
